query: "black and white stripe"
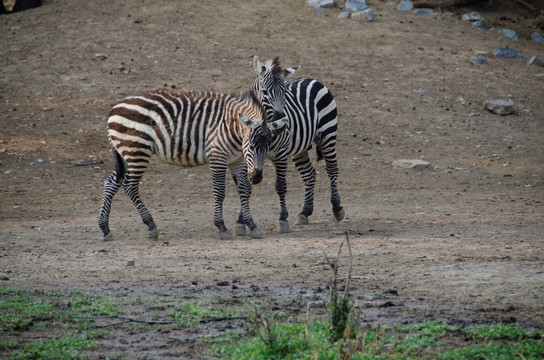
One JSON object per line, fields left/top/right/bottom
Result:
{"left": 249, "top": 56, "right": 344, "bottom": 233}
{"left": 98, "top": 89, "right": 286, "bottom": 241}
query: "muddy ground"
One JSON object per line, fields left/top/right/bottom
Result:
{"left": 1, "top": 0, "right": 543, "bottom": 358}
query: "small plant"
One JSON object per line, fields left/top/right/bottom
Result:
{"left": 324, "top": 232, "right": 356, "bottom": 342}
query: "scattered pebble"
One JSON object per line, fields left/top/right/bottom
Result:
{"left": 493, "top": 47, "right": 520, "bottom": 59}
{"left": 345, "top": 0, "right": 368, "bottom": 12}
{"left": 531, "top": 32, "right": 544, "bottom": 45}
{"left": 414, "top": 8, "right": 433, "bottom": 15}
{"left": 392, "top": 159, "right": 431, "bottom": 170}
{"left": 472, "top": 21, "right": 485, "bottom": 29}
{"left": 461, "top": 12, "right": 483, "bottom": 22}
{"left": 397, "top": 0, "right": 413, "bottom": 12}
{"left": 501, "top": 29, "right": 518, "bottom": 41}
{"left": 484, "top": 99, "right": 518, "bottom": 116}
{"left": 528, "top": 56, "right": 544, "bottom": 67}
{"left": 471, "top": 56, "right": 487, "bottom": 65}
{"left": 338, "top": 11, "right": 350, "bottom": 18}
{"left": 352, "top": 8, "right": 373, "bottom": 22}
{"left": 308, "top": 0, "right": 334, "bottom": 9}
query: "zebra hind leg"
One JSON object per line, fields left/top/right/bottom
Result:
{"left": 122, "top": 169, "right": 159, "bottom": 240}
{"left": 98, "top": 171, "right": 123, "bottom": 241}
{"left": 321, "top": 148, "right": 344, "bottom": 221}
{"left": 293, "top": 152, "right": 316, "bottom": 226}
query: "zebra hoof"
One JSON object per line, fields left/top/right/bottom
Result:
{"left": 148, "top": 228, "right": 159, "bottom": 241}
{"left": 334, "top": 207, "right": 345, "bottom": 221}
{"left": 250, "top": 228, "right": 263, "bottom": 239}
{"left": 278, "top": 221, "right": 290, "bottom": 233}
{"left": 103, "top": 233, "right": 115, "bottom": 242}
{"left": 221, "top": 231, "right": 233, "bottom": 240}
{"left": 295, "top": 214, "right": 309, "bottom": 225}
{"left": 234, "top": 223, "right": 247, "bottom": 236}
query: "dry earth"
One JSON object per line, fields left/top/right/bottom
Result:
{"left": 1, "top": 0, "right": 543, "bottom": 358}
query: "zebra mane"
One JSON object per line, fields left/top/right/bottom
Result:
{"left": 266, "top": 56, "right": 283, "bottom": 76}
{"left": 239, "top": 89, "right": 267, "bottom": 127}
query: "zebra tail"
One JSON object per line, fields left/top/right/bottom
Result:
{"left": 112, "top": 148, "right": 127, "bottom": 183}
{"left": 316, "top": 147, "right": 324, "bottom": 162}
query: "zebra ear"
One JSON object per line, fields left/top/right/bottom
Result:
{"left": 253, "top": 56, "right": 265, "bottom": 75}
{"left": 268, "top": 117, "right": 288, "bottom": 135}
{"left": 282, "top": 67, "right": 298, "bottom": 78}
{"left": 240, "top": 113, "right": 258, "bottom": 130}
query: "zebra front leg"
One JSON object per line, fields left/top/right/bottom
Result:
{"left": 293, "top": 152, "right": 316, "bottom": 226}
{"left": 230, "top": 162, "right": 262, "bottom": 239}
{"left": 274, "top": 158, "right": 290, "bottom": 233}
{"left": 231, "top": 174, "right": 247, "bottom": 236}
{"left": 210, "top": 160, "right": 233, "bottom": 240}
{"left": 122, "top": 179, "right": 158, "bottom": 241}
{"left": 98, "top": 171, "right": 122, "bottom": 241}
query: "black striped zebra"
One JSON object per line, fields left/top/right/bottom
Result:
{"left": 98, "top": 89, "right": 287, "bottom": 241}
{"left": 247, "top": 56, "right": 345, "bottom": 233}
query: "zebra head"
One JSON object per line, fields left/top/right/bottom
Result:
{"left": 239, "top": 112, "right": 287, "bottom": 185}
{"left": 252, "top": 56, "right": 297, "bottom": 123}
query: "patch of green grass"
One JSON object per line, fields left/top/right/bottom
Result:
{"left": 438, "top": 339, "right": 544, "bottom": 360}
{"left": 212, "top": 315, "right": 544, "bottom": 360}
{"left": 0, "top": 287, "right": 116, "bottom": 359}
{"left": 167, "top": 301, "right": 240, "bottom": 328}
{"left": 6, "top": 334, "right": 97, "bottom": 360}
{"left": 465, "top": 323, "right": 527, "bottom": 340}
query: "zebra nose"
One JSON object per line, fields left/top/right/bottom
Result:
{"left": 250, "top": 169, "right": 263, "bottom": 185}
{"left": 273, "top": 110, "right": 284, "bottom": 121}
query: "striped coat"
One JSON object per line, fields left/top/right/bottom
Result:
{"left": 98, "top": 89, "right": 287, "bottom": 241}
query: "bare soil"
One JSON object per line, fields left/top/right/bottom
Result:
{"left": 1, "top": 0, "right": 543, "bottom": 358}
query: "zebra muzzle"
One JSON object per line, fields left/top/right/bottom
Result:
{"left": 249, "top": 169, "right": 263, "bottom": 185}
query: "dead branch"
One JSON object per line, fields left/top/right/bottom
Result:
{"left": 412, "top": 0, "right": 482, "bottom": 8}
{"left": 512, "top": 0, "right": 539, "bottom": 16}
{"left": 344, "top": 231, "right": 353, "bottom": 297}
{"left": 77, "top": 315, "right": 247, "bottom": 328}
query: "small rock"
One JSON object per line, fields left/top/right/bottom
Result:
{"left": 346, "top": 0, "right": 368, "bottom": 12}
{"left": 308, "top": 0, "right": 334, "bottom": 9}
{"left": 493, "top": 47, "right": 520, "bottom": 59}
{"left": 338, "top": 11, "right": 351, "bottom": 18}
{"left": 462, "top": 11, "right": 483, "bottom": 22}
{"left": 126, "top": 259, "right": 135, "bottom": 267}
{"left": 472, "top": 21, "right": 485, "bottom": 29}
{"left": 528, "top": 56, "right": 544, "bottom": 67}
{"left": 95, "top": 53, "right": 108, "bottom": 60}
{"left": 484, "top": 99, "right": 518, "bottom": 116}
{"left": 414, "top": 8, "right": 433, "bottom": 15}
{"left": 397, "top": 0, "right": 413, "bottom": 12}
{"left": 392, "top": 159, "right": 431, "bottom": 170}
{"left": 501, "top": 29, "right": 518, "bottom": 41}
{"left": 531, "top": 32, "right": 544, "bottom": 45}
{"left": 352, "top": 8, "right": 373, "bottom": 22}
{"left": 443, "top": 12, "right": 457, "bottom": 19}
{"left": 475, "top": 51, "right": 490, "bottom": 57}
{"left": 216, "top": 280, "right": 229, "bottom": 286}
{"left": 471, "top": 56, "right": 487, "bottom": 65}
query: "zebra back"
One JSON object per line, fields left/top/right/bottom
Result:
{"left": 106, "top": 89, "right": 266, "bottom": 168}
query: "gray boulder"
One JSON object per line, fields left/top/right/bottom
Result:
{"left": 494, "top": 47, "right": 520, "bottom": 59}
{"left": 346, "top": 0, "right": 368, "bottom": 12}
{"left": 484, "top": 99, "right": 518, "bottom": 116}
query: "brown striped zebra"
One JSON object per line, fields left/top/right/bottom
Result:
{"left": 98, "top": 89, "right": 287, "bottom": 241}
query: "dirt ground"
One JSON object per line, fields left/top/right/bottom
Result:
{"left": 1, "top": 0, "right": 543, "bottom": 358}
